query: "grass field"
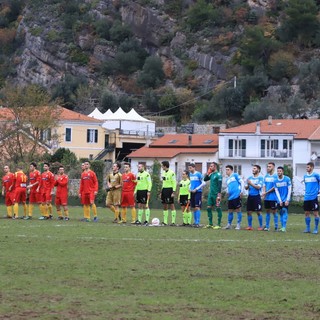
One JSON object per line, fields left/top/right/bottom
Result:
{"left": 1, "top": 205, "right": 319, "bottom": 320}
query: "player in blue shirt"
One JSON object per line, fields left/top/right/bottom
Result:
{"left": 245, "top": 165, "right": 264, "bottom": 230}
{"left": 302, "top": 162, "right": 320, "bottom": 234}
{"left": 224, "top": 165, "right": 244, "bottom": 230}
{"left": 188, "top": 163, "right": 205, "bottom": 227}
{"left": 262, "top": 162, "right": 278, "bottom": 231}
{"left": 274, "top": 166, "right": 292, "bottom": 232}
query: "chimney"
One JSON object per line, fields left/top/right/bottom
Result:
{"left": 268, "top": 115, "right": 272, "bottom": 125}
{"left": 188, "top": 134, "right": 192, "bottom": 146}
{"left": 255, "top": 121, "right": 261, "bottom": 134}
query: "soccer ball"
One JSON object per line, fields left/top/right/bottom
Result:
{"left": 151, "top": 217, "right": 160, "bottom": 226}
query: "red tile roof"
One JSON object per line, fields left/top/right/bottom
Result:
{"left": 150, "top": 134, "right": 218, "bottom": 147}
{"left": 0, "top": 106, "right": 103, "bottom": 123}
{"left": 220, "top": 119, "right": 320, "bottom": 140}
{"left": 128, "top": 147, "right": 218, "bottom": 158}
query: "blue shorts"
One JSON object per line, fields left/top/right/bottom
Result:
{"left": 303, "top": 199, "right": 319, "bottom": 212}
{"left": 228, "top": 197, "right": 241, "bottom": 210}
{"left": 190, "top": 192, "right": 202, "bottom": 208}
{"left": 247, "top": 195, "right": 262, "bottom": 212}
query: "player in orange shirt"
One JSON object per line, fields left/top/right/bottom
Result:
{"left": 121, "top": 162, "right": 137, "bottom": 224}
{"left": 79, "top": 161, "right": 98, "bottom": 222}
{"left": 54, "top": 165, "right": 69, "bottom": 220}
{"left": 38, "top": 162, "right": 55, "bottom": 220}
{"left": 2, "top": 165, "right": 15, "bottom": 218}
{"left": 26, "top": 162, "right": 42, "bottom": 219}
{"left": 13, "top": 165, "right": 27, "bottom": 219}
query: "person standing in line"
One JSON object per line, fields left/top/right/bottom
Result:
{"left": 121, "top": 162, "right": 137, "bottom": 224}
{"left": 106, "top": 162, "right": 122, "bottom": 223}
{"left": 245, "top": 165, "right": 264, "bottom": 231}
{"left": 13, "top": 165, "right": 27, "bottom": 219}
{"left": 274, "top": 166, "right": 292, "bottom": 232}
{"left": 302, "top": 162, "right": 320, "bottom": 234}
{"left": 204, "top": 162, "right": 223, "bottom": 229}
{"left": 160, "top": 161, "right": 177, "bottom": 226}
{"left": 261, "top": 162, "right": 278, "bottom": 231}
{"left": 79, "top": 161, "right": 98, "bottom": 222}
{"left": 2, "top": 165, "right": 15, "bottom": 219}
{"left": 178, "top": 170, "right": 191, "bottom": 226}
{"left": 38, "top": 162, "right": 55, "bottom": 220}
{"left": 134, "top": 163, "right": 152, "bottom": 226}
{"left": 224, "top": 165, "right": 244, "bottom": 230}
{"left": 54, "top": 165, "right": 70, "bottom": 221}
{"left": 188, "top": 163, "right": 205, "bottom": 228}
{"left": 26, "top": 162, "right": 41, "bottom": 220}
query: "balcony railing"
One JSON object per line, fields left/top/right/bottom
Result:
{"left": 261, "top": 149, "right": 292, "bottom": 158}
{"left": 228, "top": 149, "right": 246, "bottom": 157}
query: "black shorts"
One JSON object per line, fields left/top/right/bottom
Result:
{"left": 136, "top": 190, "right": 148, "bottom": 204}
{"left": 161, "top": 187, "right": 174, "bottom": 204}
{"left": 228, "top": 197, "right": 241, "bottom": 210}
{"left": 246, "top": 195, "right": 262, "bottom": 212}
{"left": 179, "top": 195, "right": 189, "bottom": 206}
{"left": 303, "top": 199, "right": 319, "bottom": 212}
{"left": 264, "top": 200, "right": 277, "bottom": 210}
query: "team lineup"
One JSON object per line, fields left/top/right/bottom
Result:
{"left": 1, "top": 160, "right": 319, "bottom": 234}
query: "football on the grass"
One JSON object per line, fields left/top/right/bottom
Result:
{"left": 151, "top": 217, "right": 160, "bottom": 226}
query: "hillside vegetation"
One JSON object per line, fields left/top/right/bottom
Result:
{"left": 1, "top": 0, "right": 320, "bottom": 125}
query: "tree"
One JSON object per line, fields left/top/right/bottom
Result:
{"left": 0, "top": 84, "right": 60, "bottom": 163}
{"left": 137, "top": 56, "right": 165, "bottom": 89}
{"left": 277, "top": 0, "right": 319, "bottom": 47}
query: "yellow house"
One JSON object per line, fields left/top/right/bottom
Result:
{"left": 53, "top": 107, "right": 105, "bottom": 159}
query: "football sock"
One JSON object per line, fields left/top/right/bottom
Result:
{"left": 207, "top": 207, "right": 213, "bottom": 225}
{"left": 265, "top": 213, "right": 270, "bottom": 228}
{"left": 138, "top": 209, "right": 143, "bottom": 222}
{"left": 247, "top": 215, "right": 252, "bottom": 227}
{"left": 13, "top": 203, "right": 19, "bottom": 217}
{"left": 48, "top": 203, "right": 52, "bottom": 215}
{"left": 57, "top": 210, "right": 63, "bottom": 218}
{"left": 131, "top": 207, "right": 137, "bottom": 222}
{"left": 187, "top": 211, "right": 192, "bottom": 224}
{"left": 274, "top": 213, "right": 278, "bottom": 229}
{"left": 28, "top": 204, "right": 33, "bottom": 216}
{"left": 7, "top": 206, "right": 12, "bottom": 218}
{"left": 305, "top": 216, "right": 311, "bottom": 231}
{"left": 217, "top": 207, "right": 222, "bottom": 226}
{"left": 237, "top": 212, "right": 242, "bottom": 224}
{"left": 315, "top": 217, "right": 319, "bottom": 230}
{"left": 64, "top": 209, "right": 69, "bottom": 218}
{"left": 228, "top": 212, "right": 233, "bottom": 224}
{"left": 183, "top": 211, "right": 187, "bottom": 224}
{"left": 258, "top": 214, "right": 263, "bottom": 227}
{"left": 92, "top": 203, "right": 97, "bottom": 217}
{"left": 281, "top": 208, "right": 288, "bottom": 228}
{"left": 121, "top": 208, "right": 127, "bottom": 222}
{"left": 145, "top": 208, "right": 150, "bottom": 222}
{"left": 195, "top": 209, "right": 201, "bottom": 224}
{"left": 84, "top": 205, "right": 90, "bottom": 219}
{"left": 23, "top": 203, "right": 27, "bottom": 217}
{"left": 43, "top": 204, "right": 49, "bottom": 217}
{"left": 115, "top": 208, "right": 120, "bottom": 220}
{"left": 163, "top": 210, "right": 168, "bottom": 224}
{"left": 171, "top": 210, "right": 176, "bottom": 224}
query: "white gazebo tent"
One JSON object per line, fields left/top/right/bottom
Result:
{"left": 101, "top": 108, "right": 155, "bottom": 136}
{"left": 88, "top": 107, "right": 104, "bottom": 120}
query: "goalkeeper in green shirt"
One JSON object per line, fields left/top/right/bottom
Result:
{"left": 160, "top": 161, "right": 177, "bottom": 226}
{"left": 204, "top": 162, "right": 223, "bottom": 229}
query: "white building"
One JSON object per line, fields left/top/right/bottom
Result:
{"left": 219, "top": 118, "right": 320, "bottom": 196}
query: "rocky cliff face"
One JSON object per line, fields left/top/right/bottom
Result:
{"left": 12, "top": 0, "right": 272, "bottom": 97}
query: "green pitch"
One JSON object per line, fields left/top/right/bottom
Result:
{"left": 0, "top": 205, "right": 319, "bottom": 319}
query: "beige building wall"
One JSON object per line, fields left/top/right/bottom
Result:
{"left": 54, "top": 121, "right": 106, "bottom": 159}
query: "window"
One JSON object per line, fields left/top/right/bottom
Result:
{"left": 40, "top": 129, "right": 51, "bottom": 141}
{"left": 228, "top": 139, "right": 246, "bottom": 157}
{"left": 65, "top": 128, "right": 71, "bottom": 142}
{"left": 87, "top": 129, "right": 98, "bottom": 143}
{"left": 233, "top": 165, "right": 242, "bottom": 175}
{"left": 260, "top": 139, "right": 280, "bottom": 157}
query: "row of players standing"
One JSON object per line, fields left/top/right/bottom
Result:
{"left": 2, "top": 159, "right": 319, "bottom": 233}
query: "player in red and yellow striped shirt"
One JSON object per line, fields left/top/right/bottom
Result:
{"left": 13, "top": 165, "right": 27, "bottom": 219}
